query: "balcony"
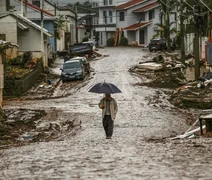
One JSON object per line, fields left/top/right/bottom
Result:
{"left": 92, "top": 0, "right": 116, "bottom": 8}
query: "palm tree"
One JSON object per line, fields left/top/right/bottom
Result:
{"left": 152, "top": 22, "right": 178, "bottom": 40}
{"left": 156, "top": 0, "right": 177, "bottom": 49}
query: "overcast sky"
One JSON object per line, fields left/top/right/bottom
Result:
{"left": 49, "top": 0, "right": 88, "bottom": 5}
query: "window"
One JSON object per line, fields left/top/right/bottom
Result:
{"left": 103, "top": 11, "right": 107, "bottom": 23}
{"left": 149, "top": 9, "right": 155, "bottom": 20}
{"left": 120, "top": 12, "right": 124, "bottom": 21}
{"left": 109, "top": 11, "right": 113, "bottom": 23}
{"left": 140, "top": 12, "right": 145, "bottom": 21}
{"left": 0, "top": 34, "right": 6, "bottom": 41}
{"left": 109, "top": 0, "right": 112, "bottom": 5}
{"left": 103, "top": 0, "right": 108, "bottom": 5}
{"left": 32, "top": 0, "right": 40, "bottom": 8}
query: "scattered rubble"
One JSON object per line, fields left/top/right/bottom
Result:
{"left": 130, "top": 52, "right": 212, "bottom": 109}
{"left": 130, "top": 51, "right": 212, "bottom": 137}
{"left": 130, "top": 52, "right": 188, "bottom": 89}
{"left": 0, "top": 108, "right": 82, "bottom": 149}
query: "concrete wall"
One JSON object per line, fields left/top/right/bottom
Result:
{"left": 33, "top": 20, "right": 56, "bottom": 52}
{"left": 0, "top": 0, "right": 7, "bottom": 14}
{"left": 10, "top": 0, "right": 55, "bottom": 17}
{"left": 6, "top": 47, "right": 18, "bottom": 59}
{"left": 4, "top": 64, "right": 43, "bottom": 97}
{"left": 78, "top": 28, "right": 87, "bottom": 43}
{"left": 0, "top": 16, "right": 18, "bottom": 44}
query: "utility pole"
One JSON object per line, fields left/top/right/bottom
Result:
{"left": 41, "top": 0, "right": 46, "bottom": 67}
{"left": 89, "top": 10, "right": 91, "bottom": 39}
{"left": 180, "top": 0, "right": 185, "bottom": 64}
{"left": 75, "top": 4, "right": 78, "bottom": 43}
{"left": 193, "top": 5, "right": 201, "bottom": 80}
{"left": 21, "top": 0, "right": 23, "bottom": 16}
{"left": 24, "top": 0, "right": 28, "bottom": 17}
{"left": 0, "top": 53, "right": 3, "bottom": 106}
{"left": 194, "top": 30, "right": 200, "bottom": 80}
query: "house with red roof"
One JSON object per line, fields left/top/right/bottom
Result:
{"left": 115, "top": 0, "right": 162, "bottom": 46}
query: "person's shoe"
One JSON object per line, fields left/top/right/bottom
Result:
{"left": 106, "top": 136, "right": 112, "bottom": 139}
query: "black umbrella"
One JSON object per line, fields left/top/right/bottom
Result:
{"left": 88, "top": 82, "right": 121, "bottom": 94}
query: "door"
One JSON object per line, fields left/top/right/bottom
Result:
{"left": 139, "top": 30, "right": 145, "bottom": 44}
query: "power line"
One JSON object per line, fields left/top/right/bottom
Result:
{"left": 183, "top": 0, "right": 193, "bottom": 9}
{"left": 199, "top": 0, "right": 212, "bottom": 13}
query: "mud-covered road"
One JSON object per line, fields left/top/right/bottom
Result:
{"left": 0, "top": 47, "right": 212, "bottom": 179}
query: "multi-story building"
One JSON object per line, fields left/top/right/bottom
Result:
{"left": 92, "top": 0, "right": 177, "bottom": 47}
{"left": 115, "top": 0, "right": 160, "bottom": 46}
{"left": 91, "top": 0, "right": 129, "bottom": 46}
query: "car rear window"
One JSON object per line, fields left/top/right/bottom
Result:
{"left": 64, "top": 62, "right": 80, "bottom": 69}
{"left": 151, "top": 40, "right": 160, "bottom": 43}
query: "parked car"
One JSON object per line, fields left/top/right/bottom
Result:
{"left": 82, "top": 41, "right": 96, "bottom": 50}
{"left": 148, "top": 39, "right": 167, "bottom": 52}
{"left": 70, "top": 43, "right": 93, "bottom": 57}
{"left": 60, "top": 60, "right": 85, "bottom": 82}
{"left": 71, "top": 56, "right": 90, "bottom": 74}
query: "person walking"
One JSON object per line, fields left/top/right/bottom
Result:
{"left": 98, "top": 94, "right": 118, "bottom": 139}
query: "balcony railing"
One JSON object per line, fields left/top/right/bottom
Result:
{"left": 92, "top": 0, "right": 115, "bottom": 8}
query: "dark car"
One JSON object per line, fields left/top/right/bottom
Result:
{"left": 71, "top": 56, "right": 90, "bottom": 74}
{"left": 70, "top": 43, "right": 93, "bottom": 57}
{"left": 60, "top": 60, "right": 85, "bottom": 82}
{"left": 148, "top": 39, "right": 167, "bottom": 52}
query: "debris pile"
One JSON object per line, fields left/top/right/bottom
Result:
{"left": 130, "top": 52, "right": 188, "bottom": 89}
{"left": 0, "top": 109, "right": 81, "bottom": 149}
{"left": 130, "top": 52, "right": 212, "bottom": 109}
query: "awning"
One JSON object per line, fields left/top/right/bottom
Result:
{"left": 123, "top": 21, "right": 152, "bottom": 31}
{"left": 17, "top": 22, "right": 29, "bottom": 30}
{"left": 133, "top": 2, "right": 159, "bottom": 12}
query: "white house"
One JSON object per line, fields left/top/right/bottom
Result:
{"left": 9, "top": 0, "right": 77, "bottom": 53}
{"left": 77, "top": 13, "right": 98, "bottom": 43}
{"left": 56, "top": 5, "right": 77, "bottom": 51}
{"left": 0, "top": 13, "right": 52, "bottom": 66}
{"left": 91, "top": 0, "right": 129, "bottom": 46}
{"left": 115, "top": 0, "right": 161, "bottom": 46}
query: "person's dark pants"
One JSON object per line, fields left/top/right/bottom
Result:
{"left": 102, "top": 115, "right": 114, "bottom": 137}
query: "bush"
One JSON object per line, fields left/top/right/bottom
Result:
{"left": 107, "top": 37, "right": 115, "bottom": 47}
{"left": 9, "top": 55, "right": 23, "bottom": 65}
{"left": 119, "top": 37, "right": 128, "bottom": 46}
{"left": 23, "top": 52, "right": 32, "bottom": 65}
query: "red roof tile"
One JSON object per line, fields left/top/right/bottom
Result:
{"left": 133, "top": 2, "right": 159, "bottom": 12}
{"left": 115, "top": 0, "right": 145, "bottom": 10}
{"left": 123, "top": 21, "right": 152, "bottom": 30}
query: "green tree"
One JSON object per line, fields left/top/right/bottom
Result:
{"left": 157, "top": 0, "right": 176, "bottom": 49}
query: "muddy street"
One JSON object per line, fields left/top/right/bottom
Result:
{"left": 0, "top": 47, "right": 212, "bottom": 179}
